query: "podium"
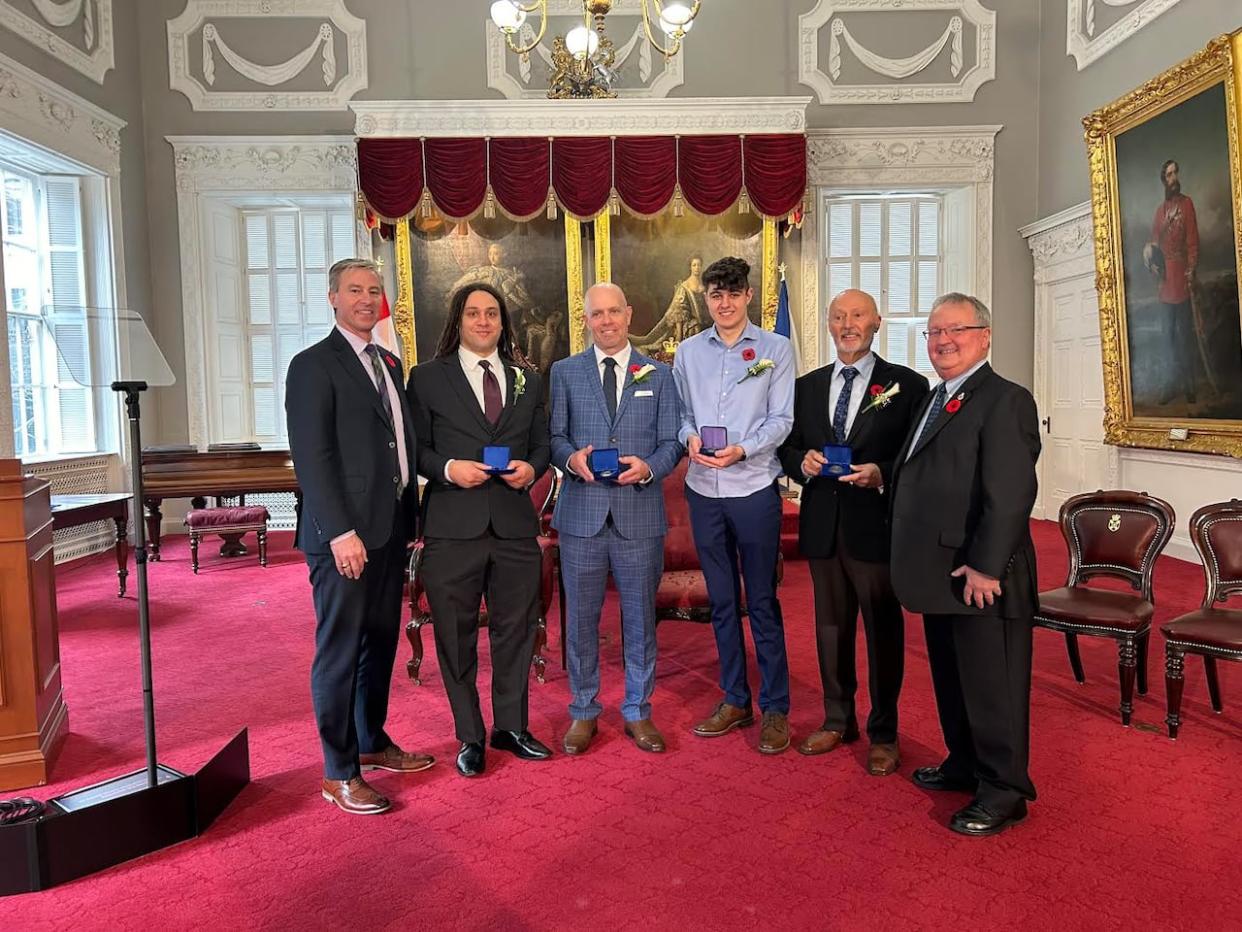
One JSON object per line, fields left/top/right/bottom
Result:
{"left": 0, "top": 459, "right": 69, "bottom": 790}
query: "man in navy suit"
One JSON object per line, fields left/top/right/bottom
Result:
{"left": 550, "top": 283, "right": 683, "bottom": 755}
{"left": 286, "top": 258, "right": 433, "bottom": 816}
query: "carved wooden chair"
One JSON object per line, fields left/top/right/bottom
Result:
{"left": 405, "top": 469, "right": 558, "bottom": 685}
{"left": 1034, "top": 490, "right": 1174, "bottom": 725}
{"left": 1161, "top": 499, "right": 1242, "bottom": 738}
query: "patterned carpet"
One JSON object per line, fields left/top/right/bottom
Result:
{"left": 4, "top": 522, "right": 1239, "bottom": 929}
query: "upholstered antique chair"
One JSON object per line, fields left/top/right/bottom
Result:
{"left": 1035, "top": 490, "right": 1175, "bottom": 725}
{"left": 405, "top": 469, "right": 558, "bottom": 685}
{"left": 1161, "top": 499, "right": 1242, "bottom": 738}
{"left": 556, "top": 458, "right": 783, "bottom": 666}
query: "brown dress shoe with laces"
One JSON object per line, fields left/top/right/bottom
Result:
{"left": 868, "top": 742, "right": 901, "bottom": 776}
{"left": 796, "top": 729, "right": 858, "bottom": 756}
{"left": 624, "top": 718, "right": 666, "bottom": 753}
{"left": 562, "top": 719, "right": 598, "bottom": 755}
{"left": 692, "top": 702, "right": 755, "bottom": 737}
{"left": 758, "top": 712, "right": 791, "bottom": 755}
{"left": 321, "top": 776, "right": 391, "bottom": 815}
{"left": 359, "top": 744, "right": 435, "bottom": 773}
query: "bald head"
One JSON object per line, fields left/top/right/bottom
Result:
{"left": 828, "top": 288, "right": 882, "bottom": 363}
{"left": 585, "top": 281, "right": 633, "bottom": 355}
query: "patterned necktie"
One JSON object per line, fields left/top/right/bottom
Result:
{"left": 832, "top": 366, "right": 858, "bottom": 443}
{"left": 914, "top": 381, "right": 948, "bottom": 452}
{"left": 363, "top": 345, "right": 393, "bottom": 427}
{"left": 479, "top": 359, "right": 502, "bottom": 425}
{"left": 603, "top": 357, "right": 618, "bottom": 421}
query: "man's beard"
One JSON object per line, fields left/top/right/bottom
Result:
{"left": 1164, "top": 180, "right": 1181, "bottom": 199}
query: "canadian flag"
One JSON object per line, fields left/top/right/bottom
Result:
{"left": 372, "top": 289, "right": 400, "bottom": 357}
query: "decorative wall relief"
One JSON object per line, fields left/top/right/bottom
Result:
{"left": 0, "top": 0, "right": 114, "bottom": 83}
{"left": 798, "top": 0, "right": 995, "bottom": 105}
{"left": 1066, "top": 0, "right": 1183, "bottom": 71}
{"left": 167, "top": 0, "right": 367, "bottom": 111}
{"left": 485, "top": 0, "right": 683, "bottom": 99}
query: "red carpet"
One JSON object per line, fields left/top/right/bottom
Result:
{"left": 5, "top": 521, "right": 1240, "bottom": 928}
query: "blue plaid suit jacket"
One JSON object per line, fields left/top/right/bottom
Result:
{"left": 549, "top": 347, "right": 684, "bottom": 540}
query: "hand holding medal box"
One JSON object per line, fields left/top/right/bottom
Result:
{"left": 821, "top": 444, "right": 852, "bottom": 477}
{"left": 482, "top": 445, "right": 516, "bottom": 475}
{"left": 589, "top": 447, "right": 621, "bottom": 481}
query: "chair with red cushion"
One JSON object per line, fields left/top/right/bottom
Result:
{"left": 1035, "top": 490, "right": 1174, "bottom": 725}
{"left": 1161, "top": 499, "right": 1242, "bottom": 738}
{"left": 405, "top": 470, "right": 558, "bottom": 685}
{"left": 183, "top": 505, "right": 270, "bottom": 574}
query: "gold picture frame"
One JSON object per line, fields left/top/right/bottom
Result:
{"left": 1085, "top": 31, "right": 1242, "bottom": 457}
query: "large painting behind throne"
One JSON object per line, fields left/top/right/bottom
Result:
{"left": 409, "top": 215, "right": 570, "bottom": 373}
{"left": 610, "top": 211, "right": 763, "bottom": 358}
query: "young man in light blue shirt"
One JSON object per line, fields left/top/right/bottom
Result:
{"left": 673, "top": 257, "right": 795, "bottom": 754}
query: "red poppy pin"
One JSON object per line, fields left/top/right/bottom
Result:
{"left": 384, "top": 354, "right": 396, "bottom": 368}
{"left": 742, "top": 348, "right": 756, "bottom": 362}
{"left": 869, "top": 384, "right": 883, "bottom": 396}
{"left": 945, "top": 392, "right": 965, "bottom": 414}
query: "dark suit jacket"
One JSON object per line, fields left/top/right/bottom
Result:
{"left": 407, "top": 353, "right": 550, "bottom": 540}
{"left": 285, "top": 328, "right": 419, "bottom": 555}
{"left": 889, "top": 363, "right": 1040, "bottom": 618}
{"left": 779, "top": 354, "right": 928, "bottom": 562}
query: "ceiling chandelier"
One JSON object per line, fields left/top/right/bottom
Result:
{"left": 489, "top": 1, "right": 701, "bottom": 99}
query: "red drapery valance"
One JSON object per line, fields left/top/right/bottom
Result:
{"left": 357, "top": 133, "right": 805, "bottom": 222}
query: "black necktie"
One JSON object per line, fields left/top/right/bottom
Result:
{"left": 914, "top": 381, "right": 948, "bottom": 451}
{"left": 832, "top": 366, "right": 858, "bottom": 443}
{"left": 480, "top": 359, "right": 502, "bottom": 425}
{"left": 603, "top": 357, "right": 618, "bottom": 421}
{"left": 363, "top": 345, "right": 393, "bottom": 427}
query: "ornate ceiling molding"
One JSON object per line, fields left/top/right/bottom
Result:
{"left": 798, "top": 0, "right": 995, "bottom": 105}
{"left": 0, "top": 49, "right": 124, "bottom": 174}
{"left": 167, "top": 135, "right": 360, "bottom": 446}
{"left": 351, "top": 96, "right": 811, "bottom": 138}
{"left": 485, "top": 0, "right": 683, "bottom": 99}
{"left": 167, "top": 0, "right": 367, "bottom": 111}
{"left": 1066, "top": 0, "right": 1183, "bottom": 71}
{"left": 0, "top": 0, "right": 114, "bottom": 83}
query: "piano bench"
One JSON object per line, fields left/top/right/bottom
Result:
{"left": 184, "top": 506, "right": 270, "bottom": 574}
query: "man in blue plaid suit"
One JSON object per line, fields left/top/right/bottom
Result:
{"left": 550, "top": 283, "right": 684, "bottom": 755}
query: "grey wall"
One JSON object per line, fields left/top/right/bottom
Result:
{"left": 1038, "top": 0, "right": 1242, "bottom": 217}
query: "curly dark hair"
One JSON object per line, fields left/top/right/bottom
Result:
{"left": 434, "top": 282, "right": 518, "bottom": 360}
{"left": 701, "top": 256, "right": 751, "bottom": 292}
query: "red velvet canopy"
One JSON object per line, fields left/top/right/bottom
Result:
{"left": 357, "top": 134, "right": 806, "bottom": 222}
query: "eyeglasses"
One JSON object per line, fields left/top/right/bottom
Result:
{"left": 922, "top": 325, "right": 989, "bottom": 339}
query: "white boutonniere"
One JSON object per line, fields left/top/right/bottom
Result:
{"left": 512, "top": 366, "right": 527, "bottom": 399}
{"left": 630, "top": 363, "right": 656, "bottom": 384}
{"left": 862, "top": 381, "right": 901, "bottom": 413}
{"left": 737, "top": 358, "right": 775, "bottom": 384}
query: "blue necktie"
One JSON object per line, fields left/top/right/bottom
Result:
{"left": 832, "top": 366, "right": 858, "bottom": 443}
{"left": 914, "top": 381, "right": 948, "bottom": 451}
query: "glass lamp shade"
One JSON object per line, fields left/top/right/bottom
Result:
{"left": 565, "top": 25, "right": 599, "bottom": 59}
{"left": 659, "top": 13, "right": 693, "bottom": 35}
{"left": 660, "top": 2, "right": 694, "bottom": 26}
{"left": 490, "top": 0, "right": 527, "bottom": 31}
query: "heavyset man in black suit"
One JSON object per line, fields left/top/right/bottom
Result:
{"left": 778, "top": 289, "right": 928, "bottom": 776}
{"left": 890, "top": 292, "right": 1041, "bottom": 837}
{"left": 286, "top": 258, "right": 434, "bottom": 816}
{"left": 407, "top": 282, "right": 553, "bottom": 777}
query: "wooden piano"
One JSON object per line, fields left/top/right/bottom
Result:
{"left": 141, "top": 446, "right": 298, "bottom": 559}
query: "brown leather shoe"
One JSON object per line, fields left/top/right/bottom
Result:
{"left": 692, "top": 702, "right": 755, "bottom": 737}
{"left": 797, "top": 729, "right": 858, "bottom": 756}
{"left": 868, "top": 741, "right": 901, "bottom": 776}
{"left": 359, "top": 744, "right": 435, "bottom": 773}
{"left": 624, "top": 718, "right": 666, "bottom": 753}
{"left": 562, "top": 719, "right": 598, "bottom": 755}
{"left": 321, "top": 776, "right": 391, "bottom": 815}
{"left": 758, "top": 712, "right": 791, "bottom": 755}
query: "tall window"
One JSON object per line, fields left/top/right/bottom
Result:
{"left": 3, "top": 167, "right": 95, "bottom": 457}
{"left": 824, "top": 193, "right": 942, "bottom": 379}
{"left": 236, "top": 206, "right": 355, "bottom": 442}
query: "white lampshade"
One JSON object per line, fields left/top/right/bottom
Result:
{"left": 659, "top": 2, "right": 694, "bottom": 26}
{"left": 565, "top": 25, "right": 599, "bottom": 59}
{"left": 490, "top": 0, "right": 526, "bottom": 31}
{"left": 659, "top": 12, "right": 693, "bottom": 35}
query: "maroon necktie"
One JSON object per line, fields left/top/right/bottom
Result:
{"left": 480, "top": 359, "right": 502, "bottom": 425}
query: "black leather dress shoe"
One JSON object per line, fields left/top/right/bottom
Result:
{"left": 456, "top": 742, "right": 485, "bottom": 777}
{"left": 912, "top": 765, "right": 977, "bottom": 793}
{"left": 949, "top": 800, "right": 1028, "bottom": 837}
{"left": 490, "top": 729, "right": 553, "bottom": 760}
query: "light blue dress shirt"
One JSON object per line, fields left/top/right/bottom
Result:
{"left": 673, "top": 321, "right": 795, "bottom": 498}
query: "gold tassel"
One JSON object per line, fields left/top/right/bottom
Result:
{"left": 738, "top": 189, "right": 750, "bottom": 214}
{"left": 609, "top": 188, "right": 621, "bottom": 216}
{"left": 419, "top": 188, "right": 433, "bottom": 218}
{"left": 483, "top": 187, "right": 496, "bottom": 219}
{"left": 546, "top": 190, "right": 558, "bottom": 220}
{"left": 672, "top": 186, "right": 684, "bottom": 218}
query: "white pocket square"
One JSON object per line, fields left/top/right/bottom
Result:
{"left": 635, "top": 390, "right": 654, "bottom": 397}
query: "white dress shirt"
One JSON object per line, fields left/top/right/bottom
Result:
{"left": 331, "top": 324, "right": 410, "bottom": 545}
{"left": 445, "top": 345, "right": 506, "bottom": 483}
{"left": 594, "top": 342, "right": 633, "bottom": 384}
{"left": 827, "top": 351, "right": 876, "bottom": 440}
{"left": 907, "top": 358, "right": 988, "bottom": 460}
